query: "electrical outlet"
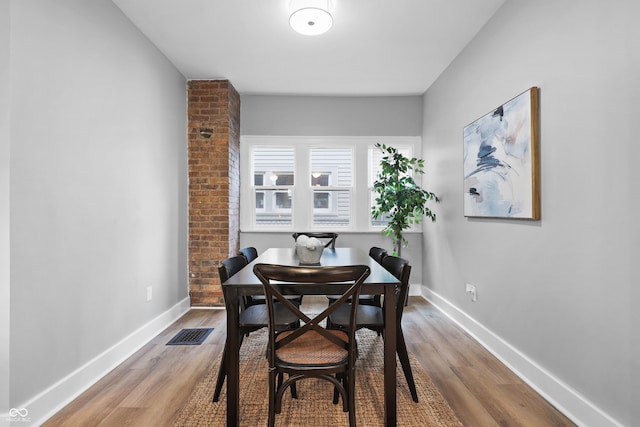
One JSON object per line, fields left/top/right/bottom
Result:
{"left": 465, "top": 283, "right": 477, "bottom": 302}
{"left": 146, "top": 286, "right": 153, "bottom": 302}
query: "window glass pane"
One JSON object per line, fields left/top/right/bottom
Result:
{"left": 255, "top": 192, "right": 264, "bottom": 210}
{"left": 310, "top": 147, "right": 352, "bottom": 227}
{"left": 254, "top": 147, "right": 295, "bottom": 183}
{"left": 311, "top": 173, "right": 329, "bottom": 187}
{"left": 275, "top": 191, "right": 292, "bottom": 209}
{"left": 253, "top": 146, "right": 294, "bottom": 226}
{"left": 314, "top": 192, "right": 329, "bottom": 209}
{"left": 254, "top": 189, "right": 292, "bottom": 225}
{"left": 313, "top": 189, "right": 350, "bottom": 226}
{"left": 275, "top": 174, "right": 294, "bottom": 186}
{"left": 311, "top": 147, "right": 352, "bottom": 186}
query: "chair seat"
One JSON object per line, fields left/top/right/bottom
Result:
{"left": 275, "top": 330, "right": 349, "bottom": 367}
{"left": 240, "top": 303, "right": 300, "bottom": 329}
{"left": 329, "top": 304, "right": 384, "bottom": 329}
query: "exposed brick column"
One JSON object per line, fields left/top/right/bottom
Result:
{"left": 187, "top": 80, "right": 240, "bottom": 306}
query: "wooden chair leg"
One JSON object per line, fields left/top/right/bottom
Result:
{"left": 347, "top": 370, "right": 356, "bottom": 426}
{"left": 397, "top": 330, "right": 419, "bottom": 402}
{"left": 328, "top": 373, "right": 349, "bottom": 410}
{"left": 268, "top": 370, "right": 277, "bottom": 427}
{"left": 277, "top": 372, "right": 299, "bottom": 399}
{"left": 290, "top": 376, "right": 298, "bottom": 399}
{"left": 211, "top": 339, "right": 228, "bottom": 402}
{"left": 343, "top": 372, "right": 350, "bottom": 412}
{"left": 213, "top": 333, "right": 246, "bottom": 402}
{"left": 277, "top": 372, "right": 283, "bottom": 389}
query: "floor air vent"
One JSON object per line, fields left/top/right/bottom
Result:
{"left": 166, "top": 328, "right": 214, "bottom": 345}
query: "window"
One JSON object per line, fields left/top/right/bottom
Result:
{"left": 252, "top": 147, "right": 295, "bottom": 226}
{"left": 310, "top": 147, "right": 351, "bottom": 226}
{"left": 240, "top": 136, "right": 420, "bottom": 232}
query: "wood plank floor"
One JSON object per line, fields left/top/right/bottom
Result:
{"left": 43, "top": 297, "right": 576, "bottom": 426}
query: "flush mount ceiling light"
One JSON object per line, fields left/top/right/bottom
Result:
{"left": 289, "top": 0, "right": 333, "bottom": 36}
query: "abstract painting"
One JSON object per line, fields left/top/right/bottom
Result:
{"left": 463, "top": 87, "right": 540, "bottom": 219}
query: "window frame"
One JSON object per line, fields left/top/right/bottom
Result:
{"left": 240, "top": 136, "right": 421, "bottom": 232}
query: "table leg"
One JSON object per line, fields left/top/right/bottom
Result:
{"left": 225, "top": 288, "right": 240, "bottom": 427}
{"left": 384, "top": 284, "right": 397, "bottom": 426}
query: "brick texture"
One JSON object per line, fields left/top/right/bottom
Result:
{"left": 187, "top": 80, "right": 240, "bottom": 306}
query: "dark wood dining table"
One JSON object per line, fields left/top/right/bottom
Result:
{"left": 221, "top": 247, "right": 401, "bottom": 426}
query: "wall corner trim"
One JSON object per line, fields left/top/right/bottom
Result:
{"left": 24, "top": 297, "right": 191, "bottom": 425}
{"left": 421, "top": 288, "right": 623, "bottom": 427}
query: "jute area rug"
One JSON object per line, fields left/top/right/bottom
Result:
{"left": 174, "top": 328, "right": 462, "bottom": 426}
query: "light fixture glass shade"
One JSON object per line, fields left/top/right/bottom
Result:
{"left": 289, "top": 0, "right": 333, "bottom": 36}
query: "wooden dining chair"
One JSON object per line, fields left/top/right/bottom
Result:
{"left": 361, "top": 246, "right": 388, "bottom": 306}
{"left": 326, "top": 246, "right": 387, "bottom": 309}
{"left": 327, "top": 255, "right": 419, "bottom": 402}
{"left": 368, "top": 246, "right": 388, "bottom": 264}
{"left": 292, "top": 232, "right": 338, "bottom": 249}
{"left": 237, "top": 246, "right": 303, "bottom": 308}
{"left": 212, "top": 255, "right": 300, "bottom": 402}
{"left": 237, "top": 247, "right": 266, "bottom": 307}
{"left": 253, "top": 263, "right": 370, "bottom": 427}
{"left": 238, "top": 246, "right": 259, "bottom": 263}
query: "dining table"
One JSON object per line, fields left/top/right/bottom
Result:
{"left": 221, "top": 247, "right": 401, "bottom": 426}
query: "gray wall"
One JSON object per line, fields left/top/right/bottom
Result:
{"left": 241, "top": 95, "right": 423, "bottom": 136}
{"left": 1, "top": 0, "right": 10, "bottom": 423}
{"left": 422, "top": 0, "right": 638, "bottom": 425}
{"left": 8, "top": 0, "right": 188, "bottom": 421}
{"left": 240, "top": 95, "right": 425, "bottom": 287}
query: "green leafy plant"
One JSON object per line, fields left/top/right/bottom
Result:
{"left": 371, "top": 143, "right": 439, "bottom": 256}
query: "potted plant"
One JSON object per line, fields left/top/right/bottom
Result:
{"left": 371, "top": 143, "right": 439, "bottom": 257}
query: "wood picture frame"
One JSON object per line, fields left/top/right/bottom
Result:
{"left": 463, "top": 87, "right": 540, "bottom": 219}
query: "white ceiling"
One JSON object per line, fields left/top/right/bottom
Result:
{"left": 112, "top": 0, "right": 505, "bottom": 96}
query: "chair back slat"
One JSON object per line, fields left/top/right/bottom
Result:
{"left": 292, "top": 232, "right": 338, "bottom": 249}
{"left": 218, "top": 255, "right": 248, "bottom": 283}
{"left": 253, "top": 263, "right": 370, "bottom": 359}
{"left": 238, "top": 246, "right": 259, "bottom": 263}
{"left": 219, "top": 255, "right": 250, "bottom": 309}
{"left": 368, "top": 246, "right": 388, "bottom": 264}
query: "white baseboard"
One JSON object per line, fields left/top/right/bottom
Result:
{"left": 421, "top": 288, "right": 622, "bottom": 427}
{"left": 24, "top": 297, "right": 191, "bottom": 426}
{"left": 408, "top": 282, "right": 421, "bottom": 296}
